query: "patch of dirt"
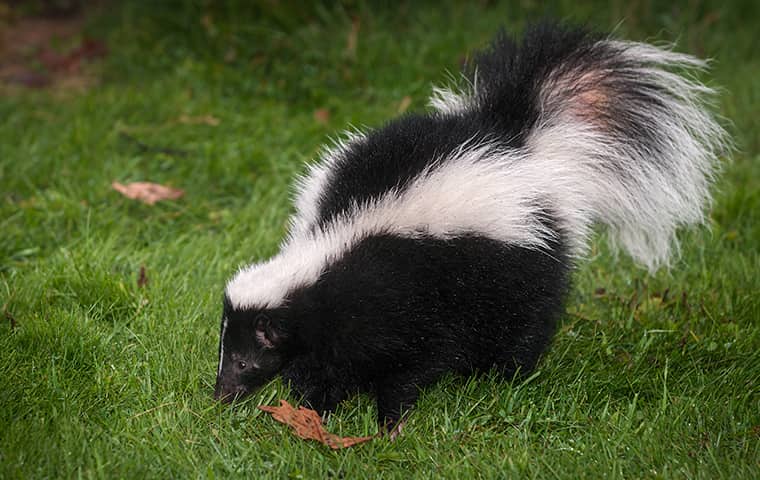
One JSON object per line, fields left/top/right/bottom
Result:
{"left": 0, "top": 1, "right": 107, "bottom": 93}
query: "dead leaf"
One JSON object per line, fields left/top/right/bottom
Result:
{"left": 201, "top": 14, "right": 217, "bottom": 37}
{"left": 137, "top": 265, "right": 148, "bottom": 288}
{"left": 112, "top": 181, "right": 185, "bottom": 205}
{"left": 346, "top": 16, "right": 360, "bottom": 58}
{"left": 178, "top": 114, "right": 220, "bottom": 126}
{"left": 258, "top": 400, "right": 374, "bottom": 449}
{"left": 314, "top": 108, "right": 330, "bottom": 125}
{"left": 397, "top": 96, "right": 412, "bottom": 114}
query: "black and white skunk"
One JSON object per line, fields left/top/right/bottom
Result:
{"left": 214, "top": 23, "right": 726, "bottom": 431}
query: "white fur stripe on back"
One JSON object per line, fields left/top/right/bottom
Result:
{"left": 288, "top": 130, "right": 367, "bottom": 236}
{"left": 226, "top": 39, "right": 726, "bottom": 310}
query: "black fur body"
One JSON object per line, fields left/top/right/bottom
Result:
{"left": 224, "top": 234, "right": 568, "bottom": 425}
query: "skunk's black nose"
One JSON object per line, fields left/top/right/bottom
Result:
{"left": 214, "top": 381, "right": 248, "bottom": 403}
{"left": 214, "top": 387, "right": 236, "bottom": 403}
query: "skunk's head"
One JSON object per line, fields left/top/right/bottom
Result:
{"left": 213, "top": 295, "right": 290, "bottom": 403}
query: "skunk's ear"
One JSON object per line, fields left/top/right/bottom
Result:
{"left": 255, "top": 314, "right": 283, "bottom": 348}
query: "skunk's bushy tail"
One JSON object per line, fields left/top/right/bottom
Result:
{"left": 431, "top": 23, "right": 728, "bottom": 271}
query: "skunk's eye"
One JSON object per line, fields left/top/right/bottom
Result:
{"left": 237, "top": 361, "right": 247, "bottom": 370}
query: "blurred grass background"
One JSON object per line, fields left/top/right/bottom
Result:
{"left": 0, "top": 0, "right": 758, "bottom": 478}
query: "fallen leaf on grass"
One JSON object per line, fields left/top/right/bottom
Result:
{"left": 112, "top": 181, "right": 185, "bottom": 205}
{"left": 259, "top": 400, "right": 374, "bottom": 449}
{"left": 397, "top": 95, "right": 412, "bottom": 114}
{"left": 178, "top": 114, "right": 220, "bottom": 126}
{"left": 345, "top": 16, "right": 360, "bottom": 58}
{"left": 314, "top": 108, "right": 330, "bottom": 125}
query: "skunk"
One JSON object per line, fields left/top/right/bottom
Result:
{"left": 214, "top": 23, "right": 726, "bottom": 431}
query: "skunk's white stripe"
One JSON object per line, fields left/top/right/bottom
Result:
{"left": 226, "top": 39, "right": 726, "bottom": 310}
{"left": 289, "top": 162, "right": 331, "bottom": 235}
{"left": 289, "top": 130, "right": 367, "bottom": 236}
{"left": 227, "top": 142, "right": 556, "bottom": 309}
{"left": 428, "top": 86, "right": 471, "bottom": 115}
{"left": 429, "top": 70, "right": 477, "bottom": 115}
{"left": 217, "top": 316, "right": 228, "bottom": 377}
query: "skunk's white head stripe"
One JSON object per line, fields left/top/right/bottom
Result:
{"left": 226, "top": 39, "right": 727, "bottom": 310}
{"left": 217, "top": 316, "right": 228, "bottom": 377}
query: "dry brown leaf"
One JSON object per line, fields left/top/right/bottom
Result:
{"left": 397, "top": 95, "right": 412, "bottom": 114}
{"left": 112, "top": 181, "right": 185, "bottom": 205}
{"left": 258, "top": 400, "right": 374, "bottom": 449}
{"left": 178, "top": 114, "right": 220, "bottom": 126}
{"left": 314, "top": 108, "right": 330, "bottom": 125}
{"left": 346, "top": 16, "right": 360, "bottom": 58}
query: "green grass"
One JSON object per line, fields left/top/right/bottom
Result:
{"left": 1, "top": 0, "right": 758, "bottom": 478}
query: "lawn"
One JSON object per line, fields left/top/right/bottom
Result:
{"left": 1, "top": 0, "right": 758, "bottom": 478}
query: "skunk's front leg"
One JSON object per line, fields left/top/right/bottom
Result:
{"left": 376, "top": 368, "right": 442, "bottom": 439}
{"left": 282, "top": 359, "right": 352, "bottom": 415}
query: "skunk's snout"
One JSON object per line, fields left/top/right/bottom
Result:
{"left": 214, "top": 372, "right": 251, "bottom": 403}
{"left": 214, "top": 381, "right": 250, "bottom": 403}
